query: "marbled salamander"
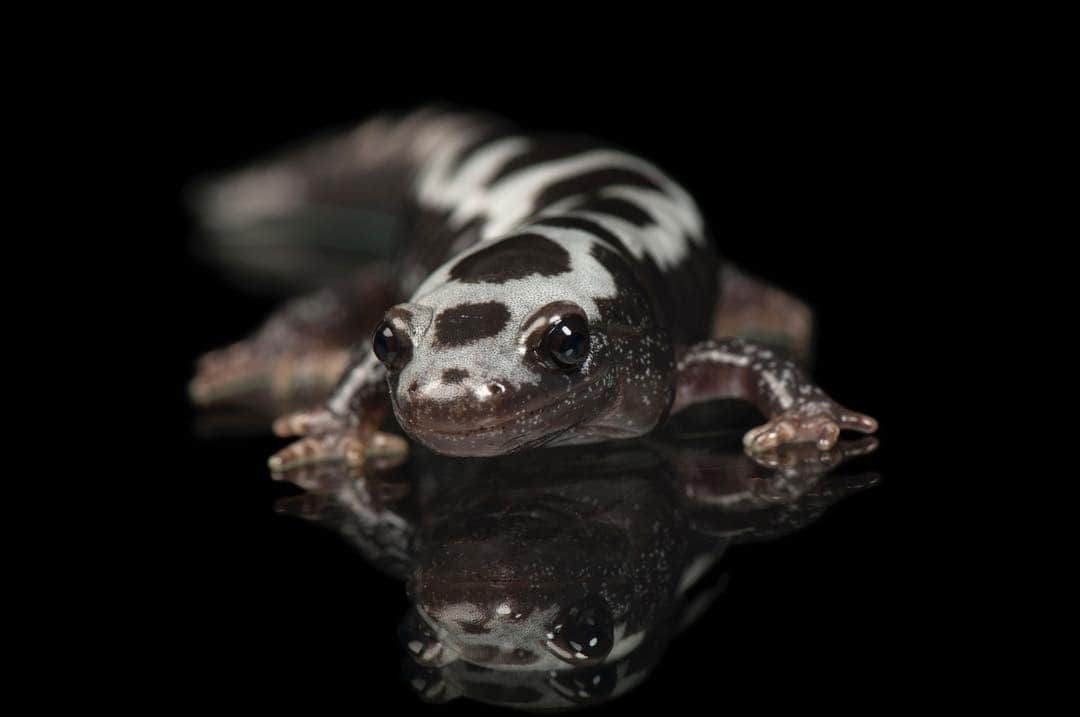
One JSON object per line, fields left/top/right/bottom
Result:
{"left": 190, "top": 108, "right": 877, "bottom": 468}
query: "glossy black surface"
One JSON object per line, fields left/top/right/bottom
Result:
{"left": 267, "top": 413, "right": 878, "bottom": 711}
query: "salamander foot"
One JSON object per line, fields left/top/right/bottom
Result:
{"left": 268, "top": 408, "right": 407, "bottom": 472}
{"left": 743, "top": 402, "right": 878, "bottom": 453}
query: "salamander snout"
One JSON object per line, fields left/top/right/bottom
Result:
{"left": 407, "top": 369, "right": 507, "bottom": 400}
{"left": 390, "top": 364, "right": 541, "bottom": 455}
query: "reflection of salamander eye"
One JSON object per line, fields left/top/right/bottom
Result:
{"left": 372, "top": 320, "right": 411, "bottom": 371}
{"left": 549, "top": 664, "right": 617, "bottom": 704}
{"left": 545, "top": 596, "right": 613, "bottom": 666}
{"left": 542, "top": 315, "right": 590, "bottom": 369}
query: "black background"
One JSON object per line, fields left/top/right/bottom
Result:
{"left": 153, "top": 63, "right": 959, "bottom": 710}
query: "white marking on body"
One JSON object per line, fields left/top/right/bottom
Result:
{"left": 417, "top": 136, "right": 532, "bottom": 209}
{"left": 677, "top": 349, "right": 751, "bottom": 371}
{"left": 442, "top": 150, "right": 703, "bottom": 246}
{"left": 600, "top": 184, "right": 703, "bottom": 234}
{"left": 541, "top": 184, "right": 705, "bottom": 269}
{"left": 677, "top": 553, "right": 720, "bottom": 595}
{"left": 328, "top": 351, "right": 380, "bottom": 416}
{"left": 762, "top": 370, "right": 795, "bottom": 409}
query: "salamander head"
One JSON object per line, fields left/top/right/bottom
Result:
{"left": 370, "top": 229, "right": 673, "bottom": 456}
{"left": 406, "top": 500, "right": 621, "bottom": 670}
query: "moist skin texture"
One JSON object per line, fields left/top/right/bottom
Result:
{"left": 188, "top": 108, "right": 878, "bottom": 468}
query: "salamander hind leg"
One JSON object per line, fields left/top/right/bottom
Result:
{"left": 712, "top": 263, "right": 815, "bottom": 367}
{"left": 190, "top": 269, "right": 396, "bottom": 413}
{"left": 191, "top": 337, "right": 350, "bottom": 412}
{"left": 673, "top": 338, "right": 878, "bottom": 453}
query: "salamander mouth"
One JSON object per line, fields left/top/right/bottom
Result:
{"left": 399, "top": 398, "right": 568, "bottom": 455}
{"left": 394, "top": 371, "right": 611, "bottom": 456}
{"left": 416, "top": 398, "right": 560, "bottom": 437}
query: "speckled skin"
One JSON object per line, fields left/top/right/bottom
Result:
{"left": 190, "top": 108, "right": 877, "bottom": 468}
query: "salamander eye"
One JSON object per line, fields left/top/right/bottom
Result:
{"left": 372, "top": 320, "right": 411, "bottom": 371}
{"left": 542, "top": 315, "right": 590, "bottom": 368}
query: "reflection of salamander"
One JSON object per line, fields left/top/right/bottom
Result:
{"left": 190, "top": 108, "right": 877, "bottom": 469}
{"left": 275, "top": 430, "right": 877, "bottom": 710}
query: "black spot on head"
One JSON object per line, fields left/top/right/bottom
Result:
{"left": 448, "top": 234, "right": 571, "bottom": 284}
{"left": 533, "top": 167, "right": 663, "bottom": 216}
{"left": 570, "top": 195, "right": 655, "bottom": 226}
{"left": 442, "top": 368, "right": 470, "bottom": 384}
{"left": 434, "top": 301, "right": 511, "bottom": 347}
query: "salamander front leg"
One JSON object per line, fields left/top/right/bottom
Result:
{"left": 672, "top": 338, "right": 878, "bottom": 453}
{"left": 268, "top": 351, "right": 405, "bottom": 472}
{"left": 268, "top": 426, "right": 406, "bottom": 472}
